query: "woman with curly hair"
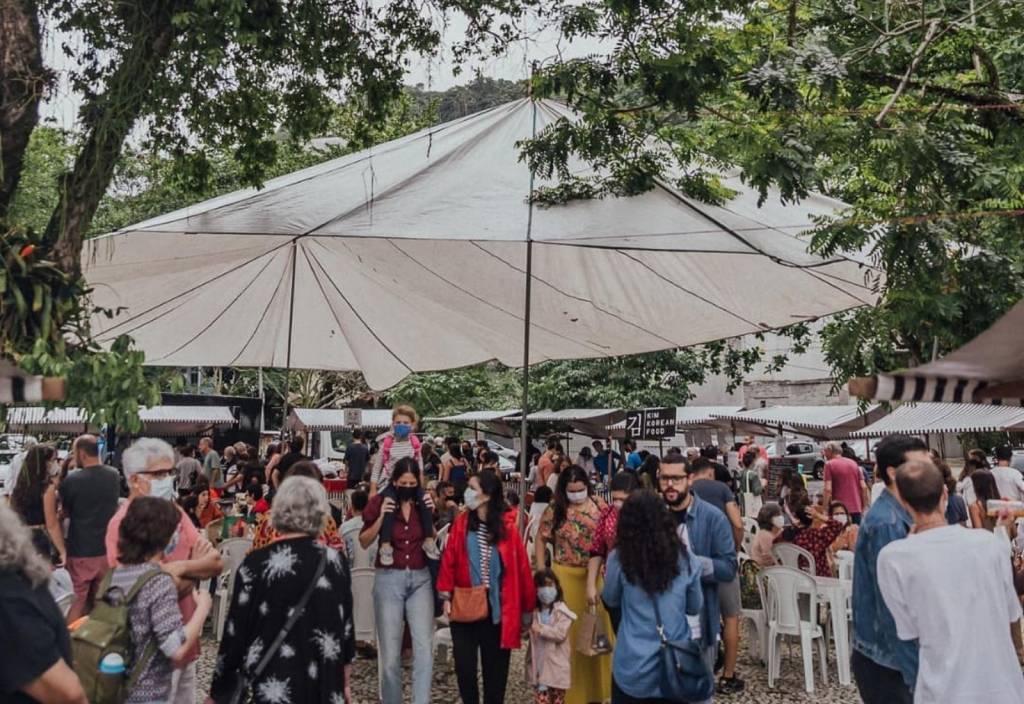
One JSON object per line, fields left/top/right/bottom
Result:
{"left": 535, "top": 465, "right": 612, "bottom": 704}
{"left": 602, "top": 490, "right": 704, "bottom": 704}
{"left": 11, "top": 444, "right": 65, "bottom": 565}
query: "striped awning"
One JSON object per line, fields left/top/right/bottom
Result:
{"left": 4, "top": 407, "right": 95, "bottom": 434}
{"left": 848, "top": 403, "right": 1024, "bottom": 438}
{"left": 424, "top": 410, "right": 520, "bottom": 423}
{"left": 710, "top": 405, "right": 887, "bottom": 440}
{"left": 287, "top": 408, "right": 393, "bottom": 432}
{"left": 137, "top": 406, "right": 237, "bottom": 436}
{"left": 850, "top": 299, "right": 1024, "bottom": 405}
{"left": 506, "top": 408, "right": 626, "bottom": 437}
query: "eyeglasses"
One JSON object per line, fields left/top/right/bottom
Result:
{"left": 140, "top": 468, "right": 174, "bottom": 480}
{"left": 659, "top": 475, "right": 687, "bottom": 485}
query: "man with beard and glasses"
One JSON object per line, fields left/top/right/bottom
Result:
{"left": 658, "top": 456, "right": 736, "bottom": 702}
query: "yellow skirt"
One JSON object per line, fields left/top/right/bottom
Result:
{"left": 553, "top": 562, "right": 614, "bottom": 704}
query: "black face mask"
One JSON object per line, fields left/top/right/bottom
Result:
{"left": 395, "top": 486, "right": 418, "bottom": 502}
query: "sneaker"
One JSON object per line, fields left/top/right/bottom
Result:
{"left": 423, "top": 537, "right": 440, "bottom": 560}
{"left": 379, "top": 544, "right": 394, "bottom": 566}
{"left": 717, "top": 676, "right": 745, "bottom": 694}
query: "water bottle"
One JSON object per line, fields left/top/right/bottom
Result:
{"left": 98, "top": 653, "right": 125, "bottom": 675}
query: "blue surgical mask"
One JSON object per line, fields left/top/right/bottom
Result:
{"left": 148, "top": 476, "right": 176, "bottom": 501}
{"left": 537, "top": 586, "right": 558, "bottom": 605}
{"left": 394, "top": 423, "right": 412, "bottom": 440}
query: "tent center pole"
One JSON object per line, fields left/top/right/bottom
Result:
{"left": 518, "top": 87, "right": 538, "bottom": 497}
{"left": 282, "top": 238, "right": 299, "bottom": 438}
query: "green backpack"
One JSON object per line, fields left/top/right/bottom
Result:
{"left": 70, "top": 568, "right": 163, "bottom": 703}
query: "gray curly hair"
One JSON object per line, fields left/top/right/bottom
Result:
{"left": 0, "top": 502, "right": 52, "bottom": 587}
{"left": 272, "top": 476, "right": 329, "bottom": 536}
{"left": 122, "top": 437, "right": 176, "bottom": 478}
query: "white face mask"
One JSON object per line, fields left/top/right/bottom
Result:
{"left": 771, "top": 515, "right": 785, "bottom": 529}
{"left": 148, "top": 476, "right": 176, "bottom": 501}
{"left": 612, "top": 499, "right": 625, "bottom": 510}
{"left": 464, "top": 488, "right": 484, "bottom": 510}
{"left": 537, "top": 586, "right": 558, "bottom": 605}
{"left": 566, "top": 490, "right": 588, "bottom": 505}
{"left": 833, "top": 514, "right": 848, "bottom": 526}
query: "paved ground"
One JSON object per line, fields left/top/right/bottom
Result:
{"left": 195, "top": 634, "right": 860, "bottom": 703}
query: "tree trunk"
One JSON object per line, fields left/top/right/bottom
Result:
{"left": 0, "top": 0, "right": 49, "bottom": 218}
{"left": 45, "top": 1, "right": 178, "bottom": 277}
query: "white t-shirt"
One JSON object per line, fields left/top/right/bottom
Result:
{"left": 870, "top": 481, "right": 885, "bottom": 505}
{"left": 991, "top": 466, "right": 1024, "bottom": 502}
{"left": 877, "top": 524, "right": 1024, "bottom": 704}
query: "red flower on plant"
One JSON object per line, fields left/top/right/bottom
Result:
{"left": 19, "top": 244, "right": 35, "bottom": 258}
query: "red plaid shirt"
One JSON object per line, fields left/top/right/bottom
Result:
{"left": 588, "top": 504, "right": 620, "bottom": 558}
{"left": 793, "top": 520, "right": 846, "bottom": 577}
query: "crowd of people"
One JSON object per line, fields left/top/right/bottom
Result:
{"left": 3, "top": 409, "right": 1024, "bottom": 704}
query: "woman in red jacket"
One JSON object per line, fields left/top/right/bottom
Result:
{"left": 438, "top": 468, "right": 537, "bottom": 704}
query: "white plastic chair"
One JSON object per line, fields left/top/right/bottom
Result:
{"left": 436, "top": 523, "right": 452, "bottom": 552}
{"left": 737, "top": 554, "right": 769, "bottom": 663}
{"left": 772, "top": 543, "right": 816, "bottom": 576}
{"left": 54, "top": 591, "right": 75, "bottom": 619}
{"left": 742, "top": 517, "right": 759, "bottom": 536}
{"left": 351, "top": 567, "right": 377, "bottom": 644}
{"left": 214, "top": 537, "right": 252, "bottom": 640}
{"left": 834, "top": 550, "right": 854, "bottom": 581}
{"left": 762, "top": 566, "right": 829, "bottom": 693}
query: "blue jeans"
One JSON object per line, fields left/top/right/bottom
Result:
{"left": 374, "top": 567, "right": 435, "bottom": 704}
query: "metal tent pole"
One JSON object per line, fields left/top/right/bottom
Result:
{"left": 518, "top": 86, "right": 539, "bottom": 493}
{"left": 281, "top": 238, "right": 299, "bottom": 438}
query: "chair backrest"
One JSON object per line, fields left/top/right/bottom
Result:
{"left": 54, "top": 591, "right": 75, "bottom": 618}
{"left": 437, "top": 522, "right": 452, "bottom": 551}
{"left": 350, "top": 567, "right": 376, "bottom": 642}
{"left": 772, "top": 542, "right": 816, "bottom": 576}
{"left": 217, "top": 537, "right": 253, "bottom": 590}
{"left": 743, "top": 517, "right": 759, "bottom": 536}
{"left": 762, "top": 565, "right": 818, "bottom": 634}
{"left": 834, "top": 549, "right": 854, "bottom": 581}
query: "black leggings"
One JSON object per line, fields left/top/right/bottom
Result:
{"left": 851, "top": 650, "right": 913, "bottom": 704}
{"left": 379, "top": 485, "right": 435, "bottom": 544}
{"left": 452, "top": 616, "right": 510, "bottom": 704}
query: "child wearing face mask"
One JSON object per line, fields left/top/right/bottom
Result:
{"left": 527, "top": 569, "right": 576, "bottom": 704}
{"left": 372, "top": 405, "right": 438, "bottom": 565}
{"left": 750, "top": 503, "right": 785, "bottom": 567}
{"left": 102, "top": 496, "right": 212, "bottom": 704}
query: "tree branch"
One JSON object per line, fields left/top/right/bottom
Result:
{"left": 45, "top": 1, "right": 181, "bottom": 276}
{"left": 0, "top": 0, "right": 51, "bottom": 217}
{"left": 875, "top": 19, "right": 941, "bottom": 126}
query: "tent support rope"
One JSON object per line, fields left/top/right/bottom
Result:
{"left": 518, "top": 83, "right": 538, "bottom": 486}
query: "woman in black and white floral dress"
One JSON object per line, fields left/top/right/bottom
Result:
{"left": 208, "top": 476, "right": 355, "bottom": 704}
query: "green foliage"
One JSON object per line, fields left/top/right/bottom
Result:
{"left": 384, "top": 364, "right": 521, "bottom": 418}
{"left": 525, "top": 0, "right": 1024, "bottom": 386}
{"left": 5, "top": 127, "right": 76, "bottom": 232}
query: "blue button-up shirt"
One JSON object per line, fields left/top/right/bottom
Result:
{"left": 852, "top": 488, "right": 919, "bottom": 687}
{"left": 675, "top": 493, "right": 736, "bottom": 648}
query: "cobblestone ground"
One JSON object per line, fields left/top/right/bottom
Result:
{"left": 195, "top": 635, "right": 860, "bottom": 703}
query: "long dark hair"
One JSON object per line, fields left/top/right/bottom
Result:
{"left": 12, "top": 445, "right": 55, "bottom": 515}
{"left": 617, "top": 490, "right": 684, "bottom": 594}
{"left": 391, "top": 457, "right": 421, "bottom": 487}
{"left": 970, "top": 470, "right": 1001, "bottom": 505}
{"left": 552, "top": 465, "right": 592, "bottom": 531}
{"left": 639, "top": 455, "right": 660, "bottom": 485}
{"left": 468, "top": 468, "right": 506, "bottom": 541}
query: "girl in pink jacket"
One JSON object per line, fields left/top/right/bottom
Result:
{"left": 527, "top": 569, "right": 577, "bottom": 704}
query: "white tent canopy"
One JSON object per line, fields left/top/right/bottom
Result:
{"left": 85, "top": 99, "right": 876, "bottom": 392}
{"left": 711, "top": 405, "right": 886, "bottom": 440}
{"left": 851, "top": 299, "right": 1024, "bottom": 405}
{"left": 5, "top": 407, "right": 96, "bottom": 434}
{"left": 848, "top": 403, "right": 1024, "bottom": 438}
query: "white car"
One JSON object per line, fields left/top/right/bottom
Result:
{"left": 484, "top": 439, "right": 517, "bottom": 461}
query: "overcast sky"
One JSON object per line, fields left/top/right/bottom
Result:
{"left": 40, "top": 11, "right": 604, "bottom": 130}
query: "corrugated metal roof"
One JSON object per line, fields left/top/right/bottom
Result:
{"left": 288, "top": 408, "right": 393, "bottom": 431}
{"left": 849, "top": 403, "right": 1024, "bottom": 437}
{"left": 424, "top": 410, "right": 520, "bottom": 423}
{"left": 609, "top": 406, "right": 745, "bottom": 429}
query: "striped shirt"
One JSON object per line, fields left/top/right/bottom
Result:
{"left": 478, "top": 525, "right": 492, "bottom": 588}
{"left": 370, "top": 437, "right": 418, "bottom": 489}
